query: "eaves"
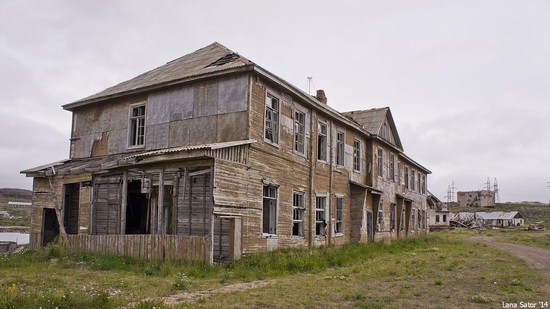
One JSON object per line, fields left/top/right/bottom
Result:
{"left": 62, "top": 65, "right": 256, "bottom": 111}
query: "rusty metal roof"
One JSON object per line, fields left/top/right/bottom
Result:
{"left": 64, "top": 42, "right": 254, "bottom": 110}
{"left": 123, "top": 139, "right": 256, "bottom": 159}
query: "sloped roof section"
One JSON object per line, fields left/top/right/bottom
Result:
{"left": 342, "top": 107, "right": 403, "bottom": 150}
{"left": 64, "top": 42, "right": 254, "bottom": 110}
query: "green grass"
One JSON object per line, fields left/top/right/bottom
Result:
{"left": 1, "top": 234, "right": 547, "bottom": 308}
{"left": 0, "top": 206, "right": 31, "bottom": 227}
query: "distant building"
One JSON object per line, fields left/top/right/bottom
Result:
{"left": 427, "top": 192, "right": 450, "bottom": 227}
{"left": 450, "top": 211, "right": 524, "bottom": 228}
{"left": 457, "top": 190, "right": 495, "bottom": 208}
{"left": 7, "top": 201, "right": 32, "bottom": 208}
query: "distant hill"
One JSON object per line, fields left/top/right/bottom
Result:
{"left": 0, "top": 188, "right": 33, "bottom": 201}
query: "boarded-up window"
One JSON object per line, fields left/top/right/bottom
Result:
{"left": 93, "top": 176, "right": 122, "bottom": 234}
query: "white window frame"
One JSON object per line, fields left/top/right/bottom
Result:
{"left": 317, "top": 121, "right": 328, "bottom": 162}
{"left": 292, "top": 191, "right": 305, "bottom": 237}
{"left": 293, "top": 109, "right": 306, "bottom": 155}
{"left": 264, "top": 93, "right": 280, "bottom": 145}
{"left": 353, "top": 138, "right": 361, "bottom": 172}
{"left": 335, "top": 195, "right": 344, "bottom": 235}
{"left": 315, "top": 195, "right": 327, "bottom": 236}
{"left": 336, "top": 130, "right": 345, "bottom": 167}
{"left": 262, "top": 184, "right": 278, "bottom": 235}
{"left": 128, "top": 103, "right": 146, "bottom": 148}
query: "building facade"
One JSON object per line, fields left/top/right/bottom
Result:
{"left": 22, "top": 43, "right": 430, "bottom": 263}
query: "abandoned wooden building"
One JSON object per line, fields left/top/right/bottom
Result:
{"left": 22, "top": 42, "right": 430, "bottom": 263}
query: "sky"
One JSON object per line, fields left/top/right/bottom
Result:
{"left": 1, "top": 1, "right": 549, "bottom": 203}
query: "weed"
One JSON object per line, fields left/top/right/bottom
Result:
{"left": 470, "top": 294, "right": 493, "bottom": 304}
{"left": 434, "top": 279, "right": 443, "bottom": 286}
{"left": 172, "top": 272, "right": 191, "bottom": 291}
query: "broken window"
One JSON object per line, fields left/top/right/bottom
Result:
{"left": 436, "top": 215, "right": 440, "bottom": 223}
{"left": 443, "top": 214, "right": 447, "bottom": 223}
{"left": 353, "top": 139, "right": 361, "bottom": 172}
{"left": 422, "top": 175, "right": 427, "bottom": 194}
{"left": 412, "top": 209, "right": 416, "bottom": 230}
{"left": 404, "top": 167, "right": 409, "bottom": 189}
{"left": 411, "top": 170, "right": 416, "bottom": 191}
{"left": 336, "top": 131, "right": 345, "bottom": 166}
{"left": 63, "top": 183, "right": 80, "bottom": 235}
{"left": 397, "top": 161, "right": 401, "bottom": 184}
{"left": 389, "top": 154, "right": 395, "bottom": 182}
{"left": 292, "top": 192, "right": 305, "bottom": 236}
{"left": 264, "top": 94, "right": 279, "bottom": 144}
{"left": 400, "top": 208, "right": 405, "bottom": 231}
{"left": 335, "top": 196, "right": 343, "bottom": 234}
{"left": 390, "top": 203, "right": 396, "bottom": 231}
{"left": 294, "top": 110, "right": 305, "bottom": 154}
{"left": 417, "top": 209, "right": 421, "bottom": 229}
{"left": 317, "top": 121, "right": 327, "bottom": 161}
{"left": 315, "top": 196, "right": 327, "bottom": 236}
{"left": 377, "top": 207, "right": 384, "bottom": 232}
{"left": 129, "top": 104, "right": 146, "bottom": 147}
{"left": 262, "top": 185, "right": 278, "bottom": 235}
{"left": 377, "top": 148, "right": 384, "bottom": 177}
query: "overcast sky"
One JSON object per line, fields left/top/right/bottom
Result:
{"left": 1, "top": 1, "right": 549, "bottom": 203}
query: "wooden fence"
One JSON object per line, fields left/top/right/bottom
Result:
{"left": 65, "top": 234, "right": 207, "bottom": 261}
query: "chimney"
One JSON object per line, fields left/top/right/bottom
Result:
{"left": 315, "top": 89, "right": 327, "bottom": 104}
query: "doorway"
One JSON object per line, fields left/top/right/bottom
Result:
{"left": 42, "top": 208, "right": 59, "bottom": 246}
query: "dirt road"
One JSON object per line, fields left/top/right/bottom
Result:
{"left": 473, "top": 236, "right": 550, "bottom": 293}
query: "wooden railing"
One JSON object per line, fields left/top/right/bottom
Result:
{"left": 65, "top": 234, "right": 207, "bottom": 261}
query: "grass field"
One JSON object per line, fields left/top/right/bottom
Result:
{"left": 1, "top": 232, "right": 547, "bottom": 308}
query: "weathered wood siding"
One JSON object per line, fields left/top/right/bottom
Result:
{"left": 66, "top": 234, "right": 206, "bottom": 261}
{"left": 70, "top": 75, "right": 249, "bottom": 159}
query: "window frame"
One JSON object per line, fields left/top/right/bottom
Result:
{"left": 262, "top": 184, "right": 278, "bottom": 235}
{"left": 377, "top": 148, "right": 384, "bottom": 177}
{"left": 411, "top": 169, "right": 416, "bottom": 191}
{"left": 353, "top": 138, "right": 361, "bottom": 172}
{"left": 404, "top": 166, "right": 409, "bottom": 189}
{"left": 264, "top": 93, "right": 280, "bottom": 145}
{"left": 315, "top": 195, "right": 327, "bottom": 236}
{"left": 293, "top": 109, "right": 306, "bottom": 155}
{"left": 292, "top": 191, "right": 305, "bottom": 237}
{"left": 128, "top": 103, "right": 146, "bottom": 148}
{"left": 335, "top": 196, "right": 344, "bottom": 235}
{"left": 317, "top": 121, "right": 328, "bottom": 162}
{"left": 389, "top": 153, "right": 395, "bottom": 182}
{"left": 336, "top": 130, "right": 345, "bottom": 167}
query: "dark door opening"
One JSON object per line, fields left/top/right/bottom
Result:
{"left": 63, "top": 183, "right": 80, "bottom": 234}
{"left": 42, "top": 208, "right": 59, "bottom": 246}
{"left": 126, "top": 180, "right": 150, "bottom": 234}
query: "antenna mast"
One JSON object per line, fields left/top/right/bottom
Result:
{"left": 493, "top": 178, "right": 500, "bottom": 203}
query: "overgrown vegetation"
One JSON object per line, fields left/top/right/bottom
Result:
{"left": 0, "top": 206, "right": 31, "bottom": 227}
{"left": 1, "top": 233, "right": 547, "bottom": 308}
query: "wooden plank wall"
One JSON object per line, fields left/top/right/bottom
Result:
{"left": 65, "top": 234, "right": 207, "bottom": 261}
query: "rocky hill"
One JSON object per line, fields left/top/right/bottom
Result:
{"left": 0, "top": 188, "right": 33, "bottom": 201}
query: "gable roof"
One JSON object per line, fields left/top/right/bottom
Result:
{"left": 342, "top": 107, "right": 403, "bottom": 150}
{"left": 63, "top": 42, "right": 254, "bottom": 110}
